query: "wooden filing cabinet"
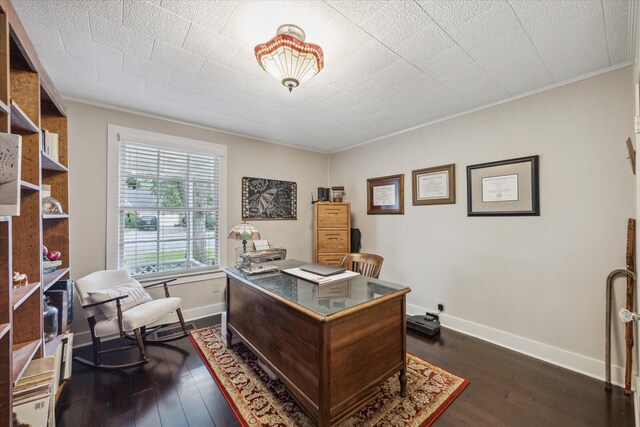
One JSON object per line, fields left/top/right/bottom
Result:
{"left": 313, "top": 202, "right": 351, "bottom": 266}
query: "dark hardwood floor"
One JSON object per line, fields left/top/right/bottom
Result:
{"left": 57, "top": 316, "right": 635, "bottom": 426}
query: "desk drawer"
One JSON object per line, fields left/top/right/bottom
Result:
{"left": 317, "top": 230, "right": 349, "bottom": 253}
{"left": 317, "top": 204, "right": 349, "bottom": 228}
{"left": 317, "top": 254, "right": 345, "bottom": 266}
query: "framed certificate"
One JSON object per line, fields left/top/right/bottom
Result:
{"left": 412, "top": 164, "right": 455, "bottom": 205}
{"left": 466, "top": 155, "right": 539, "bottom": 216}
{"left": 367, "top": 174, "right": 404, "bottom": 214}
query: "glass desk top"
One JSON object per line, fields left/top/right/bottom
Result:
{"left": 224, "top": 259, "right": 410, "bottom": 317}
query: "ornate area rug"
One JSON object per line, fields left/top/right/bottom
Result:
{"left": 189, "top": 326, "right": 468, "bottom": 426}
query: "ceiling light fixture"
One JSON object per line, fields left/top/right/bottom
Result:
{"left": 255, "top": 24, "right": 324, "bottom": 93}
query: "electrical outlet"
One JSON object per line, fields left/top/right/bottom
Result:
{"left": 438, "top": 303, "right": 444, "bottom": 312}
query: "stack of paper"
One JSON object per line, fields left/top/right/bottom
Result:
{"left": 13, "top": 356, "right": 56, "bottom": 427}
{"left": 282, "top": 268, "right": 359, "bottom": 284}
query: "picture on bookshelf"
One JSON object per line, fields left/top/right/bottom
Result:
{"left": 0, "top": 133, "right": 21, "bottom": 216}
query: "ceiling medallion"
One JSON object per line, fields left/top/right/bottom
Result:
{"left": 254, "top": 24, "right": 324, "bottom": 93}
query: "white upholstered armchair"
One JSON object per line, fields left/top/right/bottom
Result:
{"left": 74, "top": 270, "right": 188, "bottom": 369}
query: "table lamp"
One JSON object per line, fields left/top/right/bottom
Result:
{"left": 228, "top": 221, "right": 261, "bottom": 266}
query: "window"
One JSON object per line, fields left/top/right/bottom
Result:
{"left": 107, "top": 126, "right": 226, "bottom": 278}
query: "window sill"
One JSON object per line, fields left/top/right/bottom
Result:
{"left": 135, "top": 269, "right": 227, "bottom": 285}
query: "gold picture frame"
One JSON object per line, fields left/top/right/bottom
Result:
{"left": 367, "top": 174, "right": 404, "bottom": 215}
{"left": 412, "top": 164, "right": 455, "bottom": 206}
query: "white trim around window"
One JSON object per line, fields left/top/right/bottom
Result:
{"left": 106, "top": 125, "right": 227, "bottom": 279}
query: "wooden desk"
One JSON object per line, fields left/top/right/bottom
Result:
{"left": 224, "top": 260, "right": 410, "bottom": 427}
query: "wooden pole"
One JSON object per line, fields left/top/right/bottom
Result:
{"left": 625, "top": 218, "right": 635, "bottom": 395}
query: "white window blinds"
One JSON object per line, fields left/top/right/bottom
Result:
{"left": 118, "top": 140, "right": 222, "bottom": 277}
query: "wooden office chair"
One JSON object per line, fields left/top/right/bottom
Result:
{"left": 74, "top": 270, "right": 188, "bottom": 370}
{"left": 339, "top": 253, "right": 384, "bottom": 279}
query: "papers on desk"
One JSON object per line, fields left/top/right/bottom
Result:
{"left": 253, "top": 240, "right": 270, "bottom": 250}
{"left": 283, "top": 267, "right": 359, "bottom": 284}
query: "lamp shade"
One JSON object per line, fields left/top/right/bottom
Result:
{"left": 255, "top": 24, "right": 324, "bottom": 92}
{"left": 228, "top": 222, "right": 261, "bottom": 241}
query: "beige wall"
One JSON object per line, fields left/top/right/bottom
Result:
{"left": 67, "top": 68, "right": 636, "bottom": 381}
{"left": 67, "top": 101, "right": 328, "bottom": 344}
{"left": 329, "top": 67, "right": 635, "bottom": 382}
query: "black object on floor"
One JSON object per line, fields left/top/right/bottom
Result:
{"left": 407, "top": 314, "right": 441, "bottom": 336}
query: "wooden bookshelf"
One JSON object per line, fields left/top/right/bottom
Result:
{"left": 19, "top": 179, "right": 38, "bottom": 191}
{"left": 11, "top": 281, "right": 39, "bottom": 309}
{"left": 41, "top": 151, "right": 67, "bottom": 172}
{"left": 0, "top": 0, "right": 71, "bottom": 423}
{"left": 43, "top": 268, "right": 69, "bottom": 291}
{"left": 11, "top": 340, "right": 40, "bottom": 384}
{"left": 44, "top": 332, "right": 64, "bottom": 357}
{"left": 0, "top": 98, "right": 9, "bottom": 114}
{"left": 0, "top": 324, "right": 9, "bottom": 340}
{"left": 42, "top": 214, "right": 69, "bottom": 220}
{"left": 10, "top": 100, "right": 38, "bottom": 134}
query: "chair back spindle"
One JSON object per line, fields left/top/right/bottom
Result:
{"left": 339, "top": 253, "right": 384, "bottom": 279}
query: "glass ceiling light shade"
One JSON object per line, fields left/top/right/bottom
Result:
{"left": 255, "top": 24, "right": 324, "bottom": 93}
{"left": 228, "top": 222, "right": 261, "bottom": 253}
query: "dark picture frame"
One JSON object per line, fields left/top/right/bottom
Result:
{"left": 466, "top": 155, "right": 539, "bottom": 216}
{"left": 412, "top": 163, "right": 455, "bottom": 206}
{"left": 367, "top": 174, "right": 404, "bottom": 215}
{"left": 242, "top": 177, "right": 297, "bottom": 220}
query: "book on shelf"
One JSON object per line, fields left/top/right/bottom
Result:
{"left": 41, "top": 129, "right": 59, "bottom": 162}
{"left": 49, "top": 279, "right": 73, "bottom": 324}
{"left": 50, "top": 134, "right": 59, "bottom": 162}
{"left": 52, "top": 332, "right": 73, "bottom": 386}
{"left": 42, "top": 184, "right": 51, "bottom": 199}
{"left": 43, "top": 260, "right": 62, "bottom": 269}
{"left": 64, "top": 333, "right": 73, "bottom": 379}
{"left": 58, "top": 332, "right": 74, "bottom": 381}
{"left": 53, "top": 340, "right": 64, "bottom": 388}
{"left": 13, "top": 392, "right": 51, "bottom": 427}
{"left": 40, "top": 129, "right": 47, "bottom": 152}
{"left": 13, "top": 372, "right": 52, "bottom": 401}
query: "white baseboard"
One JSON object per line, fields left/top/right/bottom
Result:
{"left": 75, "top": 300, "right": 628, "bottom": 388}
{"left": 407, "top": 303, "right": 629, "bottom": 388}
{"left": 73, "top": 302, "right": 225, "bottom": 348}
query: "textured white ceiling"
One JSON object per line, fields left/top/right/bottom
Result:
{"left": 14, "top": 0, "right": 633, "bottom": 152}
